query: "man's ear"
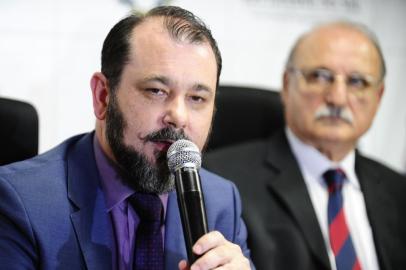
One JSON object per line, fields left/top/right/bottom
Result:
{"left": 281, "top": 71, "right": 290, "bottom": 105}
{"left": 377, "top": 83, "right": 385, "bottom": 101}
{"left": 90, "top": 72, "right": 110, "bottom": 120}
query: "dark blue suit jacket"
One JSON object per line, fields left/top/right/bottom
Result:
{"left": 0, "top": 133, "right": 251, "bottom": 269}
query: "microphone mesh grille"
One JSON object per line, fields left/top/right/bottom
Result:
{"left": 167, "top": 139, "right": 201, "bottom": 173}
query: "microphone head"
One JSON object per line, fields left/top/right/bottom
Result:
{"left": 167, "top": 139, "right": 202, "bottom": 173}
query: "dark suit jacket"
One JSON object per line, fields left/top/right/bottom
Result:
{"left": 204, "top": 130, "right": 406, "bottom": 270}
{"left": 0, "top": 133, "right": 252, "bottom": 270}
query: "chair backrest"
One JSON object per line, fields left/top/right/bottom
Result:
{"left": 206, "top": 85, "right": 285, "bottom": 152}
{"left": 0, "top": 97, "right": 39, "bottom": 165}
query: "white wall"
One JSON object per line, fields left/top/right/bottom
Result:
{"left": 1, "top": 0, "right": 405, "bottom": 172}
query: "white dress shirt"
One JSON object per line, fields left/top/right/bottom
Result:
{"left": 286, "top": 128, "right": 379, "bottom": 270}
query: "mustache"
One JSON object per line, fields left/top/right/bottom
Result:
{"left": 142, "top": 127, "right": 189, "bottom": 143}
{"left": 314, "top": 105, "right": 354, "bottom": 124}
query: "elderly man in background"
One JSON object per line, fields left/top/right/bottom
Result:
{"left": 204, "top": 21, "right": 406, "bottom": 270}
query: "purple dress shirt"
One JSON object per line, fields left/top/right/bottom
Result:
{"left": 93, "top": 136, "right": 168, "bottom": 270}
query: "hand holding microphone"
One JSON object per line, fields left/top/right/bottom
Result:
{"left": 167, "top": 139, "right": 208, "bottom": 264}
{"left": 167, "top": 139, "right": 251, "bottom": 270}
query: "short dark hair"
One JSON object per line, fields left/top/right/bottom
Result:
{"left": 285, "top": 21, "right": 386, "bottom": 80}
{"left": 101, "top": 6, "right": 222, "bottom": 93}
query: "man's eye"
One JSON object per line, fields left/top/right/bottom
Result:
{"left": 145, "top": 88, "right": 166, "bottom": 95}
{"left": 189, "top": 95, "right": 205, "bottom": 103}
{"left": 306, "top": 69, "right": 333, "bottom": 84}
{"left": 347, "top": 76, "right": 369, "bottom": 89}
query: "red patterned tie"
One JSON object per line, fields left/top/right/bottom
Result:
{"left": 129, "top": 193, "right": 164, "bottom": 270}
{"left": 323, "top": 169, "right": 361, "bottom": 270}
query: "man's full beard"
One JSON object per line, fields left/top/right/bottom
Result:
{"left": 105, "top": 94, "right": 188, "bottom": 194}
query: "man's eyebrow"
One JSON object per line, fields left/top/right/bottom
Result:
{"left": 139, "top": 75, "right": 171, "bottom": 85}
{"left": 138, "top": 76, "right": 214, "bottom": 93}
{"left": 193, "top": 83, "right": 213, "bottom": 94}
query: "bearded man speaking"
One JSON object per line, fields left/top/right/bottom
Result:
{"left": 0, "top": 6, "right": 252, "bottom": 270}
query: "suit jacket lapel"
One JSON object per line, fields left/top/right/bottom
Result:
{"left": 356, "top": 155, "right": 396, "bottom": 270}
{"left": 164, "top": 191, "right": 187, "bottom": 268}
{"left": 265, "top": 132, "right": 331, "bottom": 269}
{"left": 67, "top": 133, "right": 113, "bottom": 270}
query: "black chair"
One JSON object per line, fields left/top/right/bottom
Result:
{"left": 206, "top": 85, "right": 285, "bottom": 152}
{"left": 0, "top": 97, "right": 39, "bottom": 165}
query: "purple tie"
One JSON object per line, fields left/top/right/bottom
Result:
{"left": 129, "top": 193, "right": 164, "bottom": 270}
{"left": 323, "top": 169, "right": 361, "bottom": 270}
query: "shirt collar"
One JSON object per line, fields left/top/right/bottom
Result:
{"left": 93, "top": 135, "right": 134, "bottom": 211}
{"left": 285, "top": 127, "right": 360, "bottom": 189}
{"left": 93, "top": 135, "right": 170, "bottom": 214}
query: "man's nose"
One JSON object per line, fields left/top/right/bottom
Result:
{"left": 162, "top": 97, "right": 188, "bottom": 129}
{"left": 325, "top": 75, "right": 348, "bottom": 106}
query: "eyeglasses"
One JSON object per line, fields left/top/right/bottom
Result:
{"left": 288, "top": 67, "right": 382, "bottom": 97}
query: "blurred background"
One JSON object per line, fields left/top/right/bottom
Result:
{"left": 1, "top": 0, "right": 405, "bottom": 172}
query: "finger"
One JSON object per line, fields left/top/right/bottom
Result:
{"left": 178, "top": 259, "right": 189, "bottom": 270}
{"left": 198, "top": 249, "right": 251, "bottom": 270}
{"left": 191, "top": 240, "right": 245, "bottom": 270}
{"left": 216, "top": 258, "right": 251, "bottom": 270}
{"left": 193, "top": 231, "right": 226, "bottom": 255}
{"left": 191, "top": 243, "right": 230, "bottom": 270}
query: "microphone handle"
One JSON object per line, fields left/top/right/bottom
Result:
{"left": 175, "top": 167, "right": 208, "bottom": 264}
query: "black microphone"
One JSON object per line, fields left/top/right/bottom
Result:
{"left": 167, "top": 139, "right": 208, "bottom": 264}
